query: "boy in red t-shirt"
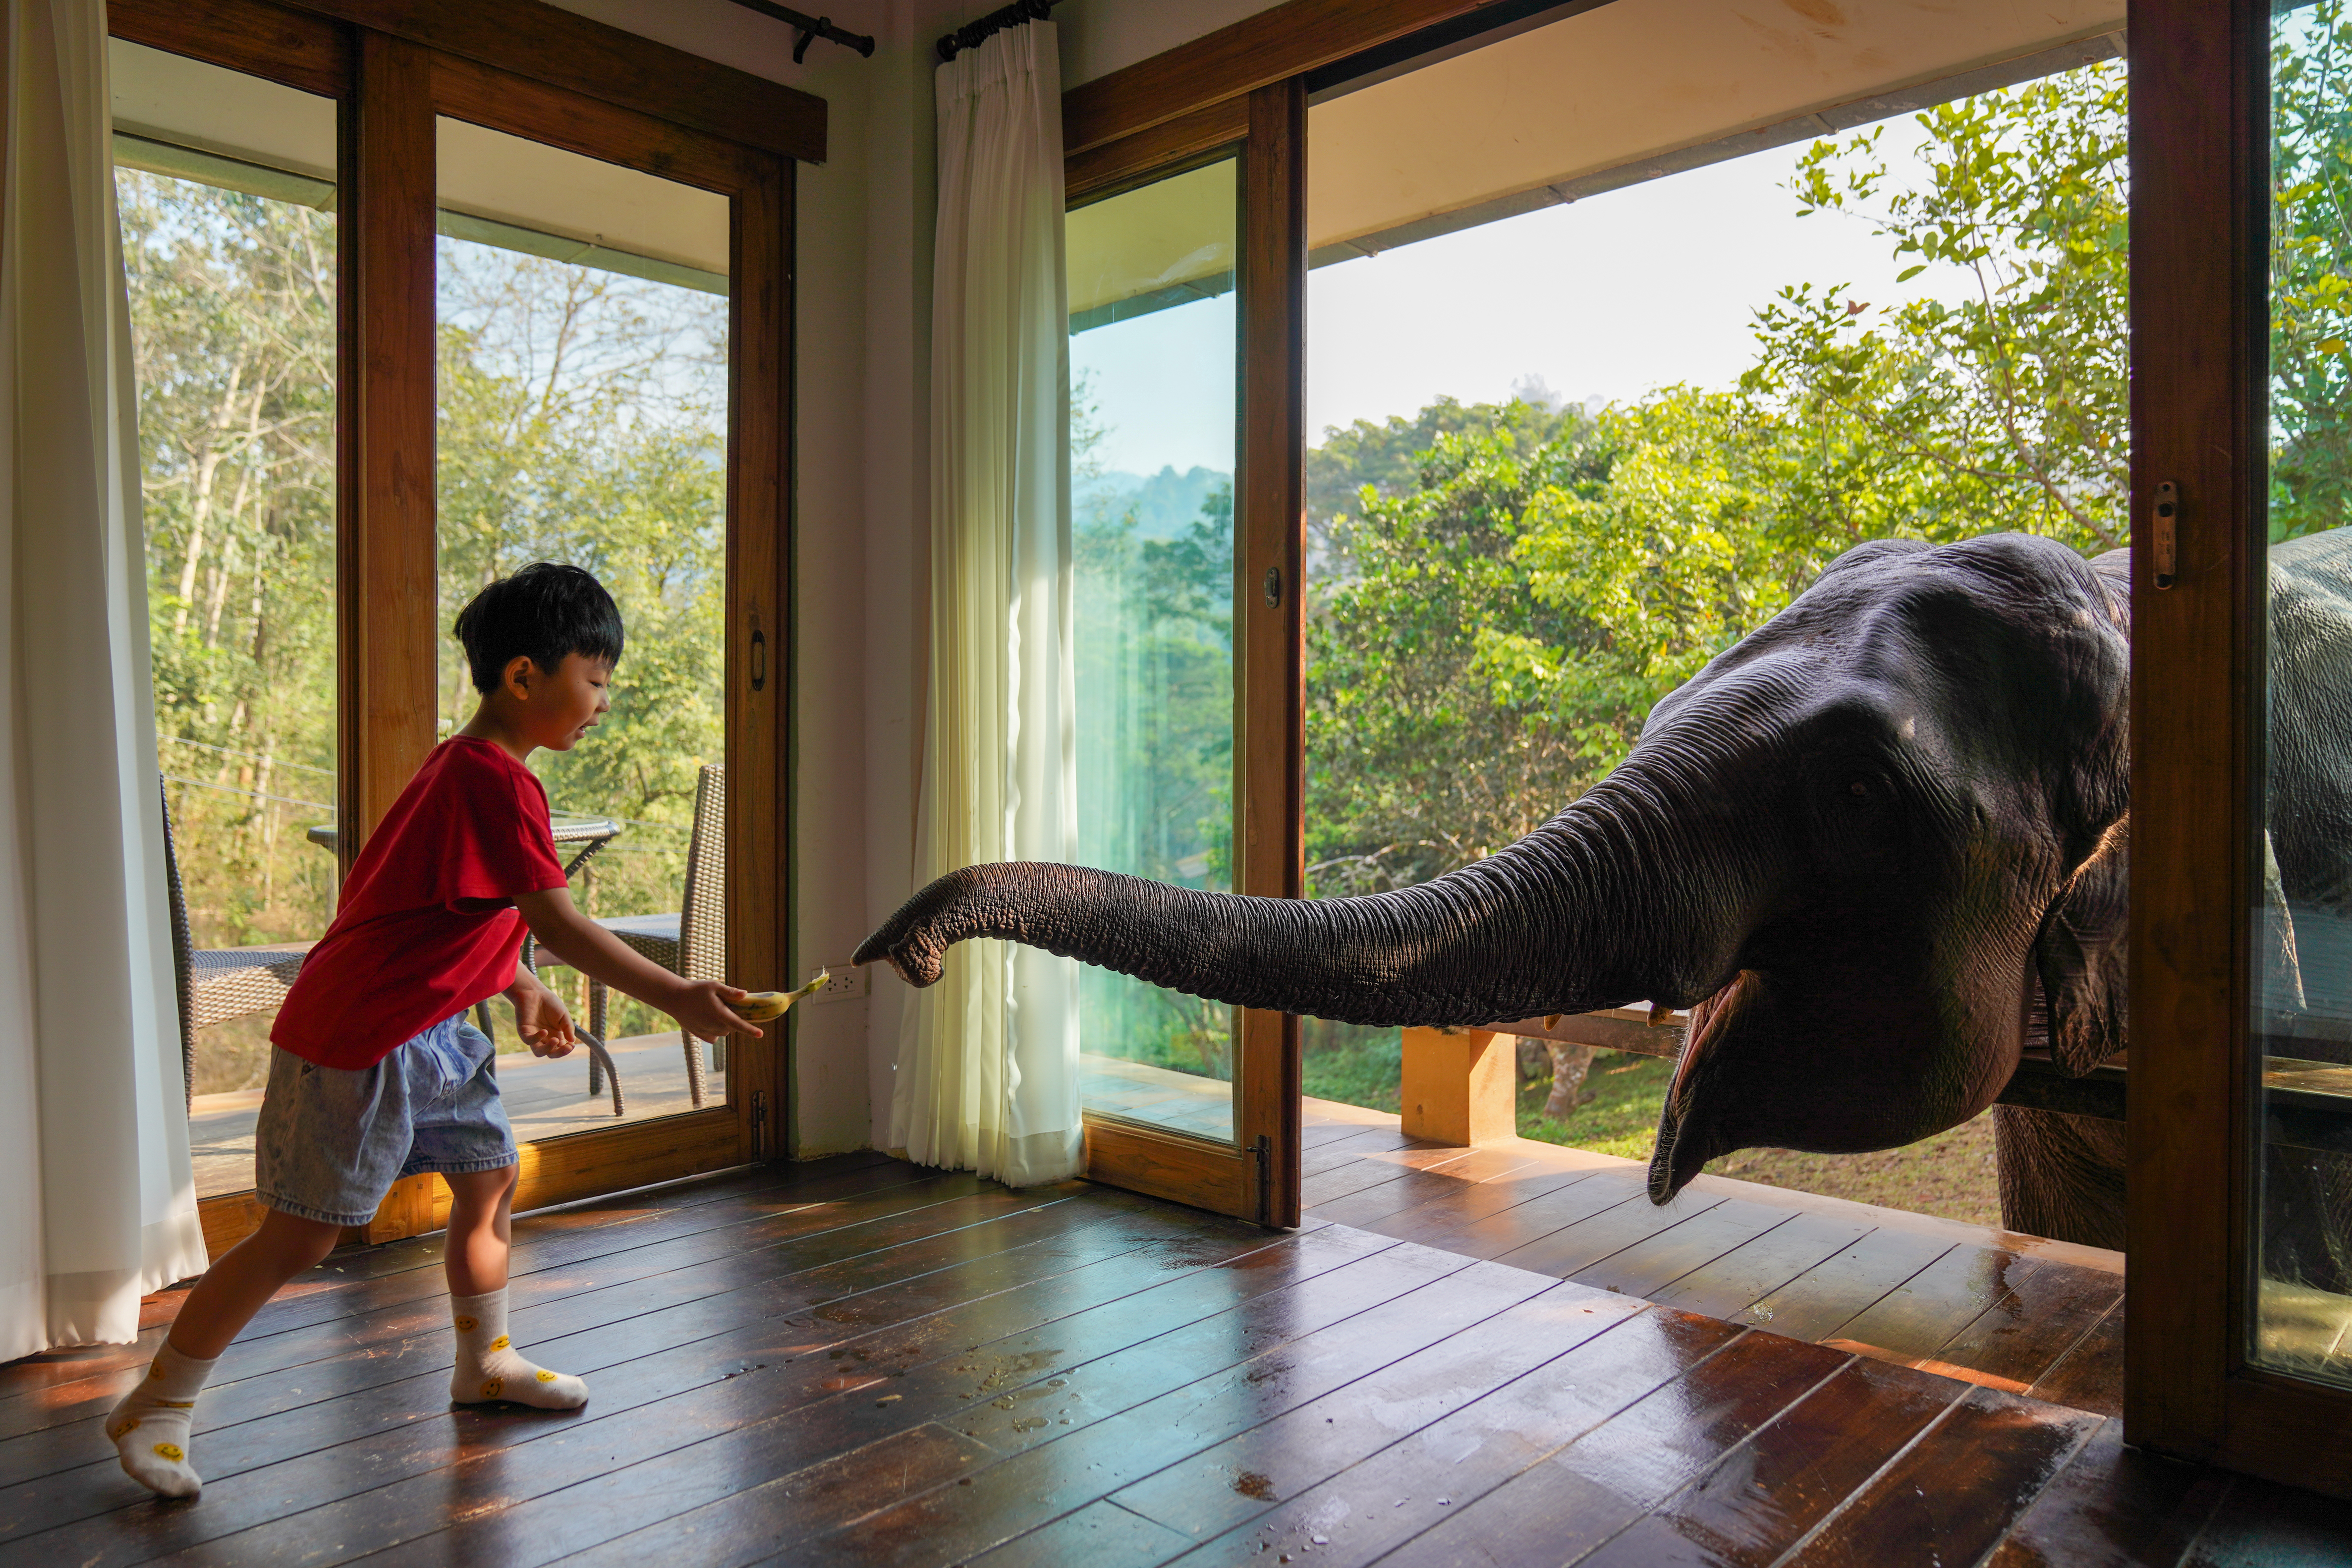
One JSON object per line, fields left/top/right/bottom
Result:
{"left": 109, "top": 563, "right": 757, "bottom": 1500}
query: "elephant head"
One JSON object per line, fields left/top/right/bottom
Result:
{"left": 857, "top": 532, "right": 2132, "bottom": 1203}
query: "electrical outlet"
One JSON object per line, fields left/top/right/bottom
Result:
{"left": 800, "top": 966, "right": 868, "bottom": 1007}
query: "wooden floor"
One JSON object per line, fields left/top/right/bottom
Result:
{"left": 6, "top": 1154, "right": 2350, "bottom": 1564}
{"left": 1295, "top": 1097, "right": 2134, "bottom": 1418}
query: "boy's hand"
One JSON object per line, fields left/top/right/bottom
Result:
{"left": 510, "top": 980, "right": 577, "bottom": 1059}
{"left": 666, "top": 980, "right": 761, "bottom": 1042}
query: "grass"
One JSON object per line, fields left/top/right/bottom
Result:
{"left": 1298, "top": 1037, "right": 2005, "bottom": 1231}
{"left": 1510, "top": 1052, "right": 2003, "bottom": 1228}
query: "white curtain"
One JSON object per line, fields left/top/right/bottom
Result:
{"left": 893, "top": 21, "right": 1082, "bottom": 1188}
{"left": 0, "top": 0, "right": 208, "bottom": 1360}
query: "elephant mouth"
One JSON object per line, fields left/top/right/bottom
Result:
{"left": 1646, "top": 969, "right": 1764, "bottom": 1204}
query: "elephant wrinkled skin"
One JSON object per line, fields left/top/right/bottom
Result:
{"left": 860, "top": 529, "right": 2352, "bottom": 1280}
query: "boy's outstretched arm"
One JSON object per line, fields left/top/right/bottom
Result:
{"left": 515, "top": 887, "right": 760, "bottom": 1042}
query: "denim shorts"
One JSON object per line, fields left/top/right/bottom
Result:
{"left": 254, "top": 1015, "right": 517, "bottom": 1228}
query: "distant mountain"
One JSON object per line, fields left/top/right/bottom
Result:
{"left": 1077, "top": 464, "right": 1230, "bottom": 540}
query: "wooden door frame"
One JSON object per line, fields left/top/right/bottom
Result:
{"left": 2128, "top": 0, "right": 2352, "bottom": 1498}
{"left": 113, "top": 0, "right": 802, "bottom": 1252}
{"left": 1063, "top": 86, "right": 1307, "bottom": 1228}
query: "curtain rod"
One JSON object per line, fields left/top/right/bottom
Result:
{"left": 936, "top": 0, "right": 1059, "bottom": 63}
{"left": 721, "top": 0, "right": 877, "bottom": 63}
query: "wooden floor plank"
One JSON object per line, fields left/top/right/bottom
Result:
{"left": 1825, "top": 1243, "right": 2032, "bottom": 1364}
{"left": 1920, "top": 1257, "right": 2122, "bottom": 1395}
{"left": 5, "top": 1184, "right": 1158, "bottom": 1558}
{"left": 26, "top": 1196, "right": 1317, "bottom": 1566}
{"left": 694, "top": 1250, "right": 1557, "bottom": 1568}
{"left": 1641, "top": 1210, "right": 1876, "bottom": 1325}
{"left": 0, "top": 1172, "right": 1021, "bottom": 1456}
{"left": 1302, "top": 1145, "right": 1553, "bottom": 1231}
{"left": 268, "top": 1228, "right": 1456, "bottom": 1568}
{"left": 1167, "top": 1308, "right": 1745, "bottom": 1568}
{"left": 1372, "top": 1329, "right": 1850, "bottom": 1568}
{"left": 1566, "top": 1198, "right": 1797, "bottom": 1302}
{"left": 1300, "top": 1124, "right": 1425, "bottom": 1177}
{"left": 1569, "top": 1354, "right": 1967, "bottom": 1568}
{"left": 966, "top": 1500, "right": 1195, "bottom": 1568}
{"left": 1492, "top": 1191, "right": 1728, "bottom": 1281}
{"left": 1106, "top": 1280, "right": 1647, "bottom": 1545}
{"left": 1369, "top": 1168, "right": 1648, "bottom": 1263}
{"left": 14, "top": 1153, "right": 2345, "bottom": 1568}
{"left": 1787, "top": 1385, "right": 2100, "bottom": 1567}
{"left": 2024, "top": 1300, "right": 2124, "bottom": 1419}
{"left": 1982, "top": 1420, "right": 2233, "bottom": 1568}
{"left": 0, "top": 1162, "right": 980, "bottom": 1452}
{"left": 1337, "top": 1161, "right": 1607, "bottom": 1249}
{"left": 1739, "top": 1228, "right": 1956, "bottom": 1343}
{"left": 0, "top": 1156, "right": 877, "bottom": 1413}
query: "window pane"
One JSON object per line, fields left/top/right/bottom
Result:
{"left": 1069, "top": 159, "right": 1240, "bottom": 1144}
{"left": 2256, "top": 0, "right": 2352, "bottom": 1386}
{"left": 114, "top": 42, "right": 338, "bottom": 1201}
{"left": 437, "top": 116, "right": 731, "bottom": 1133}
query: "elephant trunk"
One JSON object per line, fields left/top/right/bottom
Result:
{"left": 855, "top": 770, "right": 1766, "bottom": 1028}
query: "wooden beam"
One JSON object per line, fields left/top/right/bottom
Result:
{"left": 279, "top": 0, "right": 826, "bottom": 163}
{"left": 1065, "top": 97, "right": 1248, "bottom": 206}
{"left": 108, "top": 0, "right": 351, "bottom": 98}
{"left": 1235, "top": 79, "right": 1309, "bottom": 1231}
{"left": 1400, "top": 1027, "right": 1515, "bottom": 1145}
{"left": 730, "top": 151, "right": 795, "bottom": 1160}
{"left": 2123, "top": 0, "right": 2266, "bottom": 1468}
{"left": 1063, "top": 0, "right": 1509, "bottom": 156}
{"left": 337, "top": 30, "right": 440, "bottom": 868}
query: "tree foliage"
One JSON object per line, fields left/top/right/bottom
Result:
{"left": 1308, "top": 62, "right": 2137, "bottom": 898}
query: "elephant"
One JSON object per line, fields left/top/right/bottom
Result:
{"left": 858, "top": 528, "right": 2352, "bottom": 1284}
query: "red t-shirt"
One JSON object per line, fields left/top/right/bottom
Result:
{"left": 273, "top": 736, "right": 567, "bottom": 1068}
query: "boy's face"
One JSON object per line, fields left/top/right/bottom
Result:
{"left": 506, "top": 652, "right": 613, "bottom": 752}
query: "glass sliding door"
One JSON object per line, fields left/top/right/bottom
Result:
{"left": 1067, "top": 157, "right": 1242, "bottom": 1146}
{"left": 113, "top": 39, "right": 339, "bottom": 1205}
{"left": 2253, "top": 0, "right": 2352, "bottom": 1392}
{"left": 434, "top": 111, "right": 734, "bottom": 1141}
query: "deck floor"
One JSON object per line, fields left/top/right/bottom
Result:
{"left": 187, "top": 1031, "right": 724, "bottom": 1200}
{"left": 5, "top": 1151, "right": 2348, "bottom": 1565}
{"left": 1295, "top": 1095, "right": 2132, "bottom": 1418}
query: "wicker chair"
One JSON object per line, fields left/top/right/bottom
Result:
{"left": 160, "top": 779, "right": 314, "bottom": 1109}
{"left": 583, "top": 764, "right": 725, "bottom": 1109}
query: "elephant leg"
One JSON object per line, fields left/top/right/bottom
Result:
{"left": 1994, "top": 1106, "right": 2128, "bottom": 1250}
{"left": 1544, "top": 1041, "right": 1597, "bottom": 1121}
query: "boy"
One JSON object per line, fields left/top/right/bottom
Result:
{"left": 110, "top": 562, "right": 756, "bottom": 1499}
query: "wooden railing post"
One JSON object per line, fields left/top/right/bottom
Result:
{"left": 1400, "top": 1027, "right": 1517, "bottom": 1145}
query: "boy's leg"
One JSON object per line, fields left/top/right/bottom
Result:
{"left": 443, "top": 1165, "right": 587, "bottom": 1408}
{"left": 107, "top": 1208, "right": 341, "bottom": 1497}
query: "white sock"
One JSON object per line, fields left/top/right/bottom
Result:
{"left": 449, "top": 1288, "right": 588, "bottom": 1408}
{"left": 106, "top": 1340, "right": 215, "bottom": 1498}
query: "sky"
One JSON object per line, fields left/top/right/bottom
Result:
{"left": 1072, "top": 113, "right": 1970, "bottom": 479}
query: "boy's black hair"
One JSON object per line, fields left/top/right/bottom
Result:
{"left": 453, "top": 562, "right": 625, "bottom": 694}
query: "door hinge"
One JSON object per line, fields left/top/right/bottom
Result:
{"left": 751, "top": 1089, "right": 770, "bottom": 1160}
{"left": 1252, "top": 1134, "right": 1273, "bottom": 1228}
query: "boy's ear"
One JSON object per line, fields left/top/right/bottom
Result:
{"left": 501, "top": 654, "right": 539, "bottom": 697}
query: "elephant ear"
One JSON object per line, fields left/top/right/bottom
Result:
{"left": 2034, "top": 818, "right": 2129, "bottom": 1076}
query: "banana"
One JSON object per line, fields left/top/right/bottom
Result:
{"left": 735, "top": 970, "right": 830, "bottom": 1022}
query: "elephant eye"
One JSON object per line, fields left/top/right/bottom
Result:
{"left": 1847, "top": 779, "right": 1871, "bottom": 799}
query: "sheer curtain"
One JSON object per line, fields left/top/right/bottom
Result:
{"left": 0, "top": 0, "right": 208, "bottom": 1360}
{"left": 892, "top": 20, "right": 1082, "bottom": 1187}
